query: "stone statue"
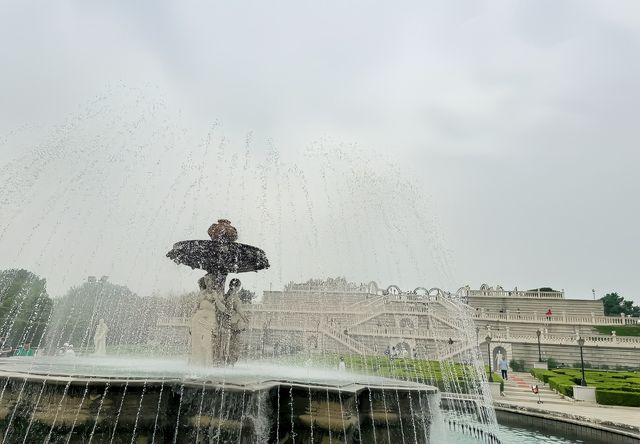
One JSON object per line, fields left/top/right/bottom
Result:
{"left": 215, "top": 278, "right": 247, "bottom": 365}
{"left": 190, "top": 300, "right": 217, "bottom": 367}
{"left": 226, "top": 278, "right": 248, "bottom": 364}
{"left": 191, "top": 273, "right": 226, "bottom": 366}
{"left": 93, "top": 319, "right": 108, "bottom": 356}
{"left": 167, "top": 219, "right": 268, "bottom": 368}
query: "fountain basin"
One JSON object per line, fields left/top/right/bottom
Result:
{"left": 0, "top": 357, "right": 438, "bottom": 443}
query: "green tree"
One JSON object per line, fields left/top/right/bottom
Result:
{"left": 0, "top": 269, "right": 53, "bottom": 348}
{"left": 46, "top": 277, "right": 143, "bottom": 351}
{"left": 600, "top": 292, "right": 640, "bottom": 317}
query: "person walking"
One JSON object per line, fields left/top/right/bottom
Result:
{"left": 499, "top": 357, "right": 509, "bottom": 380}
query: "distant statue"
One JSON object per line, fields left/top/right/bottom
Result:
{"left": 93, "top": 319, "right": 108, "bottom": 356}
{"left": 495, "top": 350, "right": 504, "bottom": 370}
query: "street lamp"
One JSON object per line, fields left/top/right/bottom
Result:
{"left": 536, "top": 329, "right": 543, "bottom": 363}
{"left": 577, "top": 337, "right": 587, "bottom": 387}
{"left": 485, "top": 335, "right": 494, "bottom": 382}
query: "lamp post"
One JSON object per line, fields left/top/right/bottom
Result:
{"left": 485, "top": 335, "right": 494, "bottom": 382}
{"left": 536, "top": 329, "right": 543, "bottom": 362}
{"left": 577, "top": 337, "right": 587, "bottom": 386}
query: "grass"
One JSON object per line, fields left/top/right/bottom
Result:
{"left": 594, "top": 325, "right": 640, "bottom": 336}
{"left": 286, "top": 353, "right": 502, "bottom": 394}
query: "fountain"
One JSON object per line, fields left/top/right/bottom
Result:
{"left": 0, "top": 221, "right": 443, "bottom": 443}
{"left": 0, "top": 92, "right": 615, "bottom": 443}
{"left": 166, "top": 219, "right": 269, "bottom": 366}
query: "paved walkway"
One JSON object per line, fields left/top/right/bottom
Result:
{"left": 495, "top": 372, "right": 640, "bottom": 436}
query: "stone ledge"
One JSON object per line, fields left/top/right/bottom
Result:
{"left": 494, "top": 402, "right": 640, "bottom": 438}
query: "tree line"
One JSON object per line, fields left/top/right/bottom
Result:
{"left": 0, "top": 268, "right": 256, "bottom": 352}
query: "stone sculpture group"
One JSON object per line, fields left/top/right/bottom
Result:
{"left": 190, "top": 275, "right": 248, "bottom": 366}
{"left": 166, "top": 219, "right": 267, "bottom": 367}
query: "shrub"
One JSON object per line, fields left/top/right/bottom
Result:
{"left": 510, "top": 359, "right": 526, "bottom": 372}
{"left": 492, "top": 373, "right": 504, "bottom": 393}
{"left": 548, "top": 376, "right": 574, "bottom": 397}
{"left": 596, "top": 390, "right": 640, "bottom": 407}
{"left": 546, "top": 357, "right": 559, "bottom": 369}
{"left": 532, "top": 367, "right": 640, "bottom": 406}
{"left": 530, "top": 368, "right": 552, "bottom": 383}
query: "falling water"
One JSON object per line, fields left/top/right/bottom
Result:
{"left": 0, "top": 88, "right": 503, "bottom": 443}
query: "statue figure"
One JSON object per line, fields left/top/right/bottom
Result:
{"left": 495, "top": 350, "right": 503, "bottom": 371}
{"left": 218, "top": 278, "right": 248, "bottom": 365}
{"left": 191, "top": 273, "right": 226, "bottom": 366}
{"left": 190, "top": 300, "right": 217, "bottom": 367}
{"left": 93, "top": 319, "right": 108, "bottom": 356}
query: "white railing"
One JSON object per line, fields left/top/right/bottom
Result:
{"left": 474, "top": 311, "right": 639, "bottom": 326}
{"left": 466, "top": 289, "right": 564, "bottom": 299}
{"left": 487, "top": 332, "right": 640, "bottom": 348}
{"left": 348, "top": 326, "right": 466, "bottom": 341}
{"left": 319, "top": 325, "right": 375, "bottom": 355}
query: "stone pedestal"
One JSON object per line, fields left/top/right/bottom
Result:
{"left": 573, "top": 386, "right": 596, "bottom": 402}
{"left": 488, "top": 381, "right": 502, "bottom": 398}
{"left": 534, "top": 362, "right": 549, "bottom": 370}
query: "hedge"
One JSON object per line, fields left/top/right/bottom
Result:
{"left": 531, "top": 367, "right": 640, "bottom": 406}
{"left": 596, "top": 389, "right": 640, "bottom": 407}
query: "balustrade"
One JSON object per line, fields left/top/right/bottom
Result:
{"left": 466, "top": 289, "right": 564, "bottom": 299}
{"left": 473, "top": 311, "right": 638, "bottom": 326}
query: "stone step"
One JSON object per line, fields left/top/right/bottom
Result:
{"left": 503, "top": 386, "right": 557, "bottom": 394}
{"left": 500, "top": 393, "right": 568, "bottom": 401}
{"left": 497, "top": 397, "right": 571, "bottom": 406}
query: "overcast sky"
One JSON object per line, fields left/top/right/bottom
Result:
{"left": 1, "top": 1, "right": 638, "bottom": 303}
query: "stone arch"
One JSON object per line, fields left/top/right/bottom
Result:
{"left": 386, "top": 285, "right": 401, "bottom": 296}
{"left": 414, "top": 287, "right": 429, "bottom": 297}
{"left": 490, "top": 343, "right": 512, "bottom": 372}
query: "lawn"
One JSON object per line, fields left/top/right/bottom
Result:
{"left": 531, "top": 367, "right": 640, "bottom": 407}
{"left": 295, "top": 353, "right": 503, "bottom": 394}
{"left": 594, "top": 325, "right": 640, "bottom": 336}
